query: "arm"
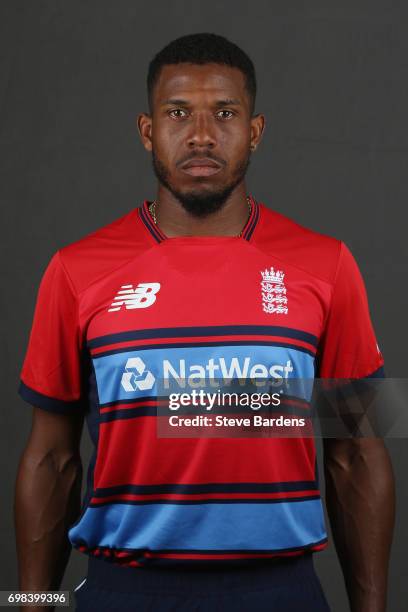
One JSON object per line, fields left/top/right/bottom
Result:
{"left": 14, "top": 406, "right": 84, "bottom": 612}
{"left": 323, "top": 437, "right": 395, "bottom": 612}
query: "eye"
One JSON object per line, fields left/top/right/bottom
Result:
{"left": 216, "top": 109, "right": 235, "bottom": 120}
{"left": 168, "top": 108, "right": 188, "bottom": 119}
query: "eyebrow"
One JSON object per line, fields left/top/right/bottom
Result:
{"left": 161, "top": 98, "right": 242, "bottom": 107}
{"left": 214, "top": 98, "right": 241, "bottom": 107}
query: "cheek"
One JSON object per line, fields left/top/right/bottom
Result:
{"left": 153, "top": 126, "right": 184, "bottom": 164}
{"left": 220, "top": 124, "right": 251, "bottom": 149}
{"left": 223, "top": 133, "right": 251, "bottom": 166}
{"left": 152, "top": 135, "right": 171, "bottom": 163}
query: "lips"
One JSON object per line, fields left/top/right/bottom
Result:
{"left": 180, "top": 157, "right": 223, "bottom": 177}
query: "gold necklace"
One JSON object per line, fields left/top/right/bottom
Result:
{"left": 148, "top": 197, "right": 252, "bottom": 237}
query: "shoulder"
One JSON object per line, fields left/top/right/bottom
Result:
{"left": 56, "top": 207, "right": 151, "bottom": 295}
{"left": 254, "top": 203, "right": 343, "bottom": 286}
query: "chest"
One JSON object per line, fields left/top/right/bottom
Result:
{"left": 81, "top": 245, "right": 330, "bottom": 406}
{"left": 83, "top": 244, "right": 331, "bottom": 341}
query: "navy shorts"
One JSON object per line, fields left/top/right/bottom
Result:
{"left": 74, "top": 553, "right": 331, "bottom": 611}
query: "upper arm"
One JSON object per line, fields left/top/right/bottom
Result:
{"left": 17, "top": 251, "right": 88, "bottom": 470}
{"left": 317, "top": 242, "right": 384, "bottom": 379}
{"left": 18, "top": 251, "right": 86, "bottom": 415}
{"left": 23, "top": 406, "right": 84, "bottom": 460}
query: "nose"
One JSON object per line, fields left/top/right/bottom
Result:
{"left": 186, "top": 112, "right": 216, "bottom": 149}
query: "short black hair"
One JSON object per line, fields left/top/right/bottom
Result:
{"left": 147, "top": 33, "right": 257, "bottom": 113}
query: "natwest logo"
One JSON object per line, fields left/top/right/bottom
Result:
{"left": 162, "top": 357, "right": 294, "bottom": 388}
{"left": 108, "top": 283, "right": 160, "bottom": 312}
{"left": 121, "top": 357, "right": 155, "bottom": 391}
{"left": 120, "top": 356, "right": 294, "bottom": 394}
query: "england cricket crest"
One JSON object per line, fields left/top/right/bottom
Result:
{"left": 260, "top": 267, "right": 288, "bottom": 314}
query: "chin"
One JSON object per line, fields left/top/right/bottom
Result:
{"left": 180, "top": 185, "right": 219, "bottom": 200}
{"left": 175, "top": 187, "right": 233, "bottom": 217}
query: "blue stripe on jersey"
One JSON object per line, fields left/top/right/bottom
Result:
{"left": 68, "top": 498, "right": 326, "bottom": 552}
{"left": 98, "top": 400, "right": 311, "bottom": 422}
{"left": 87, "top": 325, "right": 319, "bottom": 349}
{"left": 92, "top": 481, "right": 318, "bottom": 496}
{"left": 88, "top": 495, "right": 321, "bottom": 506}
{"left": 92, "top": 340, "right": 316, "bottom": 360}
{"left": 92, "top": 344, "right": 315, "bottom": 405}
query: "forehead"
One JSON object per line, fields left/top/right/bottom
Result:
{"left": 152, "top": 63, "right": 248, "bottom": 105}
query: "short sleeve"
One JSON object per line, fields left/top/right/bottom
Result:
{"left": 317, "top": 242, "right": 384, "bottom": 379}
{"left": 18, "top": 251, "right": 86, "bottom": 414}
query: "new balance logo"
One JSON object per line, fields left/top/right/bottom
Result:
{"left": 121, "top": 357, "right": 155, "bottom": 392}
{"left": 108, "top": 283, "right": 161, "bottom": 312}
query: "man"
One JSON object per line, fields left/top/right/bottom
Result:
{"left": 15, "top": 33, "right": 394, "bottom": 612}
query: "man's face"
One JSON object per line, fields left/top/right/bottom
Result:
{"left": 139, "top": 63, "right": 264, "bottom": 216}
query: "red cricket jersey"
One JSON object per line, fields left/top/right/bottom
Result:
{"left": 18, "top": 197, "right": 384, "bottom": 567}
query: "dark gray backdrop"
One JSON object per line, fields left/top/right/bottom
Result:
{"left": 1, "top": 1, "right": 407, "bottom": 610}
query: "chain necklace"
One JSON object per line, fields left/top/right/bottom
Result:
{"left": 148, "top": 197, "right": 252, "bottom": 237}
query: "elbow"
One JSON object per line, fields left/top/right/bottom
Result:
{"left": 20, "top": 446, "right": 82, "bottom": 478}
{"left": 324, "top": 439, "right": 395, "bottom": 504}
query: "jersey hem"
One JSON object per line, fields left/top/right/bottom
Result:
{"left": 72, "top": 538, "right": 328, "bottom": 568}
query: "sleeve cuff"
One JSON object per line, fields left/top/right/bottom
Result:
{"left": 18, "top": 380, "right": 86, "bottom": 415}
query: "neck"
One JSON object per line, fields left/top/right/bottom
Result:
{"left": 153, "top": 183, "right": 250, "bottom": 237}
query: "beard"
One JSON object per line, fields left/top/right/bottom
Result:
{"left": 151, "top": 150, "right": 251, "bottom": 218}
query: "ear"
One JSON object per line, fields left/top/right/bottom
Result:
{"left": 137, "top": 113, "right": 153, "bottom": 152}
{"left": 249, "top": 114, "right": 266, "bottom": 152}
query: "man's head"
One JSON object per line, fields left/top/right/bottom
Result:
{"left": 138, "top": 33, "right": 265, "bottom": 217}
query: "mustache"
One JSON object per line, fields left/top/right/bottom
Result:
{"left": 176, "top": 152, "right": 227, "bottom": 168}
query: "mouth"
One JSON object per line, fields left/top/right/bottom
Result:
{"left": 179, "top": 157, "right": 223, "bottom": 177}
